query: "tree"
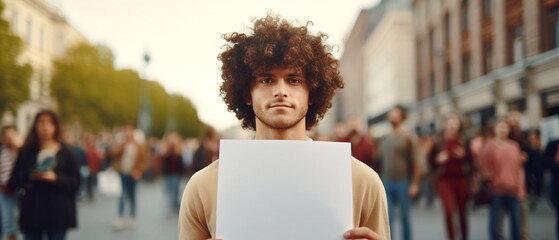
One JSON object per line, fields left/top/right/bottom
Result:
{"left": 0, "top": 0, "right": 32, "bottom": 115}
{"left": 51, "top": 42, "right": 203, "bottom": 137}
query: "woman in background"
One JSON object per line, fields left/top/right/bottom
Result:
{"left": 479, "top": 117, "right": 526, "bottom": 240}
{"left": 8, "top": 110, "right": 80, "bottom": 240}
{"left": 428, "top": 113, "right": 472, "bottom": 240}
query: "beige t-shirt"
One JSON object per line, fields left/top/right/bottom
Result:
{"left": 178, "top": 158, "right": 390, "bottom": 240}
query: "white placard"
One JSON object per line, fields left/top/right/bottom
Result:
{"left": 216, "top": 139, "right": 353, "bottom": 240}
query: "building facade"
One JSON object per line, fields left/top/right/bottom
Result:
{"left": 413, "top": 0, "right": 559, "bottom": 135}
{"left": 334, "top": 0, "right": 415, "bottom": 138}
{"left": 1, "top": 0, "right": 86, "bottom": 134}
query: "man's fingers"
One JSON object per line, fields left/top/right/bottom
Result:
{"left": 344, "top": 227, "right": 381, "bottom": 240}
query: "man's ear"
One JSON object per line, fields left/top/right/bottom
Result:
{"left": 244, "top": 95, "right": 252, "bottom": 105}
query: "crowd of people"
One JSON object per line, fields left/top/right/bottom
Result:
{"left": 323, "top": 106, "right": 559, "bottom": 240}
{"left": 0, "top": 110, "right": 221, "bottom": 239}
{"left": 0, "top": 106, "right": 558, "bottom": 240}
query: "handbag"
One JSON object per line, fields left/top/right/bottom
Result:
{"left": 97, "top": 168, "right": 122, "bottom": 197}
{"left": 472, "top": 179, "right": 492, "bottom": 208}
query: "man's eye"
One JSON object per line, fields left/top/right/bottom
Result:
{"left": 289, "top": 79, "right": 301, "bottom": 84}
{"left": 260, "top": 79, "right": 273, "bottom": 84}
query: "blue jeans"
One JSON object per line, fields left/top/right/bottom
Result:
{"left": 24, "top": 230, "right": 66, "bottom": 240}
{"left": 489, "top": 195, "right": 520, "bottom": 240}
{"left": 118, "top": 174, "right": 137, "bottom": 218}
{"left": 164, "top": 174, "right": 181, "bottom": 211}
{"left": 0, "top": 191, "right": 17, "bottom": 236}
{"left": 383, "top": 179, "right": 412, "bottom": 240}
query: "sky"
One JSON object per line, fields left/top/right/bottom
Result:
{"left": 47, "top": 0, "right": 380, "bottom": 131}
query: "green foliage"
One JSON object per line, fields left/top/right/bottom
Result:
{"left": 0, "top": 1, "right": 32, "bottom": 114}
{"left": 51, "top": 42, "right": 202, "bottom": 137}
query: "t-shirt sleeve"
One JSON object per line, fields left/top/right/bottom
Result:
{"left": 178, "top": 173, "right": 211, "bottom": 240}
{"left": 354, "top": 160, "right": 391, "bottom": 240}
{"left": 365, "top": 172, "right": 390, "bottom": 240}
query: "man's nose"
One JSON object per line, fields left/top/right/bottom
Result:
{"left": 273, "top": 79, "right": 288, "bottom": 98}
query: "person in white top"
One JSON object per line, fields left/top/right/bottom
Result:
{"left": 0, "top": 125, "right": 20, "bottom": 240}
{"left": 111, "top": 125, "right": 147, "bottom": 230}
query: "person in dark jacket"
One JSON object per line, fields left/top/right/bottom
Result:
{"left": 8, "top": 110, "right": 80, "bottom": 240}
{"left": 162, "top": 132, "right": 184, "bottom": 213}
{"left": 543, "top": 138, "right": 559, "bottom": 240}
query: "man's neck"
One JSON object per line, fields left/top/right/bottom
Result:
{"left": 391, "top": 124, "right": 402, "bottom": 134}
{"left": 254, "top": 120, "right": 308, "bottom": 140}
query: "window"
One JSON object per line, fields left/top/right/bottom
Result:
{"left": 430, "top": 72, "right": 436, "bottom": 96}
{"left": 462, "top": 55, "right": 470, "bottom": 82}
{"left": 555, "top": 8, "right": 559, "bottom": 47}
{"left": 40, "top": 26, "right": 45, "bottom": 51}
{"left": 543, "top": 6, "right": 559, "bottom": 51}
{"left": 445, "top": 63, "right": 452, "bottom": 91}
{"left": 11, "top": 9, "right": 18, "bottom": 34}
{"left": 462, "top": 0, "right": 469, "bottom": 31}
{"left": 483, "top": 0, "right": 493, "bottom": 18}
{"left": 56, "top": 33, "right": 65, "bottom": 56}
{"left": 444, "top": 14, "right": 450, "bottom": 45}
{"left": 484, "top": 43, "right": 494, "bottom": 74}
{"left": 26, "top": 18, "right": 32, "bottom": 44}
{"left": 513, "top": 27, "right": 524, "bottom": 62}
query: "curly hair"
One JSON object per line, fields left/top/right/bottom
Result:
{"left": 218, "top": 13, "right": 344, "bottom": 130}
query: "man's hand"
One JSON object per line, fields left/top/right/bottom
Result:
{"left": 408, "top": 182, "right": 420, "bottom": 198}
{"left": 30, "top": 171, "right": 58, "bottom": 182}
{"left": 344, "top": 227, "right": 381, "bottom": 240}
{"left": 132, "top": 170, "right": 142, "bottom": 180}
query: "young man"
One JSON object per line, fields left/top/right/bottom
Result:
{"left": 377, "top": 106, "right": 421, "bottom": 240}
{"left": 179, "top": 14, "right": 389, "bottom": 240}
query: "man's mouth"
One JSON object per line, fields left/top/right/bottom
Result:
{"left": 270, "top": 104, "right": 292, "bottom": 109}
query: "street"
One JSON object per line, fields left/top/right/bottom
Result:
{"left": 67, "top": 180, "right": 556, "bottom": 240}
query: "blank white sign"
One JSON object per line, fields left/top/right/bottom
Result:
{"left": 216, "top": 139, "right": 353, "bottom": 240}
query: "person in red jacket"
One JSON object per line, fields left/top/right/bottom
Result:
{"left": 428, "top": 113, "right": 472, "bottom": 240}
{"left": 84, "top": 133, "right": 101, "bottom": 201}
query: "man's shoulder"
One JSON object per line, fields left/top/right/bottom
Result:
{"left": 188, "top": 160, "right": 219, "bottom": 188}
{"left": 351, "top": 157, "right": 381, "bottom": 184}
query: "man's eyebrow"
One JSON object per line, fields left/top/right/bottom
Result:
{"left": 255, "top": 73, "right": 275, "bottom": 77}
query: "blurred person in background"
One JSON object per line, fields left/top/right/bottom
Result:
{"left": 419, "top": 131, "right": 436, "bottom": 208}
{"left": 334, "top": 121, "right": 349, "bottom": 142}
{"left": 192, "top": 126, "right": 219, "bottom": 175}
{"left": 378, "top": 105, "right": 421, "bottom": 240}
{"left": 8, "top": 110, "right": 80, "bottom": 240}
{"left": 507, "top": 111, "right": 530, "bottom": 240}
{"left": 62, "top": 130, "right": 88, "bottom": 201}
{"left": 99, "top": 131, "right": 113, "bottom": 171}
{"left": 84, "top": 133, "right": 101, "bottom": 201}
{"left": 144, "top": 136, "right": 160, "bottom": 182}
{"left": 181, "top": 138, "right": 198, "bottom": 178}
{"left": 524, "top": 130, "right": 544, "bottom": 210}
{"left": 347, "top": 116, "right": 377, "bottom": 172}
{"left": 479, "top": 117, "right": 526, "bottom": 240}
{"left": 111, "top": 125, "right": 148, "bottom": 231}
{"left": 542, "top": 137, "right": 559, "bottom": 240}
{"left": 0, "top": 126, "right": 21, "bottom": 240}
{"left": 162, "top": 132, "right": 184, "bottom": 214}
{"left": 428, "top": 113, "right": 473, "bottom": 240}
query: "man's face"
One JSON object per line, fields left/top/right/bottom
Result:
{"left": 387, "top": 108, "right": 403, "bottom": 125}
{"left": 249, "top": 67, "right": 310, "bottom": 130}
